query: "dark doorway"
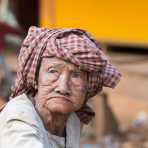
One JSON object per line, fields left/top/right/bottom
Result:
{"left": 10, "top": 0, "right": 39, "bottom": 31}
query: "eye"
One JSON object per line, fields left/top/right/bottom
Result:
{"left": 47, "top": 67, "right": 58, "bottom": 73}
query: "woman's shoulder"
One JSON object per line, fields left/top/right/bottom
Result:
{"left": 0, "top": 93, "right": 40, "bottom": 128}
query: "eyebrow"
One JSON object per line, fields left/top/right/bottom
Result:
{"left": 47, "top": 63, "right": 82, "bottom": 72}
{"left": 48, "top": 63, "right": 65, "bottom": 68}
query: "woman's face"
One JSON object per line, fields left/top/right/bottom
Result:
{"left": 34, "top": 57, "right": 87, "bottom": 115}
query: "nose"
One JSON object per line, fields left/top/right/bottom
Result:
{"left": 54, "top": 73, "right": 71, "bottom": 96}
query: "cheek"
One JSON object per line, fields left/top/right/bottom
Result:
{"left": 71, "top": 80, "right": 86, "bottom": 94}
{"left": 35, "top": 98, "right": 47, "bottom": 111}
{"left": 38, "top": 73, "right": 59, "bottom": 95}
{"left": 71, "top": 85, "right": 86, "bottom": 106}
{"left": 71, "top": 78, "right": 84, "bottom": 86}
{"left": 39, "top": 73, "right": 58, "bottom": 84}
{"left": 37, "top": 83, "right": 54, "bottom": 99}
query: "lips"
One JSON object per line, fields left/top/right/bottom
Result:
{"left": 49, "top": 96, "right": 72, "bottom": 103}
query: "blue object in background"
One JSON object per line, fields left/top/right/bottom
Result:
{"left": 83, "top": 144, "right": 100, "bottom": 148}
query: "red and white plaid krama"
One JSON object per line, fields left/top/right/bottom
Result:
{"left": 11, "top": 26, "right": 121, "bottom": 124}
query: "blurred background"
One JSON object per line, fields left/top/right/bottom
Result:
{"left": 0, "top": 0, "right": 148, "bottom": 147}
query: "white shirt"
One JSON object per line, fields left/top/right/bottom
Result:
{"left": 0, "top": 93, "right": 80, "bottom": 148}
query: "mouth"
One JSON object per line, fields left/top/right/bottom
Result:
{"left": 49, "top": 96, "right": 72, "bottom": 103}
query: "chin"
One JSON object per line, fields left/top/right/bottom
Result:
{"left": 47, "top": 103, "right": 74, "bottom": 114}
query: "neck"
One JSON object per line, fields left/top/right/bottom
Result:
{"left": 34, "top": 102, "right": 69, "bottom": 137}
{"left": 46, "top": 112, "right": 68, "bottom": 137}
{"left": 33, "top": 94, "right": 69, "bottom": 137}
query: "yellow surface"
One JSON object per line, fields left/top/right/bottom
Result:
{"left": 39, "top": 0, "right": 55, "bottom": 28}
{"left": 40, "top": 0, "right": 148, "bottom": 46}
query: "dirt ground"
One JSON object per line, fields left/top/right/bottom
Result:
{"left": 108, "top": 52, "right": 148, "bottom": 125}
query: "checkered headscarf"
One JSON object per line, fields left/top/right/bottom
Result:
{"left": 11, "top": 26, "right": 121, "bottom": 124}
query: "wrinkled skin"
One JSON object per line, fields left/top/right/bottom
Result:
{"left": 34, "top": 57, "right": 87, "bottom": 136}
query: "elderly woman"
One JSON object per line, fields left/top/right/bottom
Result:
{"left": 0, "top": 26, "right": 121, "bottom": 148}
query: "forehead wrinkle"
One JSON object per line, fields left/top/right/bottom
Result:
{"left": 43, "top": 57, "right": 80, "bottom": 72}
